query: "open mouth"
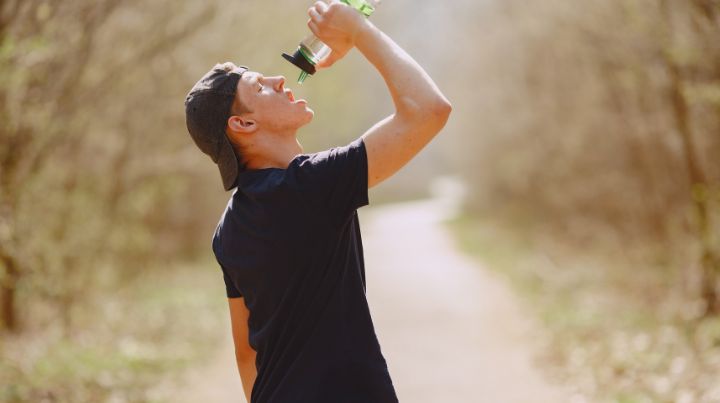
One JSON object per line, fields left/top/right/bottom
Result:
{"left": 285, "top": 89, "right": 295, "bottom": 102}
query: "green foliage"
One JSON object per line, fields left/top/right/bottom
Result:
{"left": 686, "top": 82, "right": 720, "bottom": 106}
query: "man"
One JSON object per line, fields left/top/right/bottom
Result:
{"left": 184, "top": 2, "right": 450, "bottom": 402}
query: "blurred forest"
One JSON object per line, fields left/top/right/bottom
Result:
{"left": 454, "top": 0, "right": 720, "bottom": 315}
{"left": 447, "top": 0, "right": 720, "bottom": 400}
{"left": 0, "top": 0, "right": 719, "bottom": 401}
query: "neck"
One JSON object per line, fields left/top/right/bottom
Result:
{"left": 242, "top": 129, "right": 303, "bottom": 170}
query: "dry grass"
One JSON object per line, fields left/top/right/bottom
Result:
{"left": 448, "top": 213, "right": 720, "bottom": 403}
{"left": 0, "top": 258, "right": 227, "bottom": 403}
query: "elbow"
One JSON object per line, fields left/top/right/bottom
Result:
{"left": 433, "top": 97, "right": 452, "bottom": 121}
{"left": 427, "top": 97, "right": 452, "bottom": 129}
{"left": 398, "top": 96, "right": 452, "bottom": 127}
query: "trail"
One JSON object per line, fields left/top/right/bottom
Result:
{"left": 164, "top": 190, "right": 568, "bottom": 402}
{"left": 361, "top": 191, "right": 568, "bottom": 402}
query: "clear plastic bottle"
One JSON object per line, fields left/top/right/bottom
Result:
{"left": 283, "top": 0, "right": 380, "bottom": 84}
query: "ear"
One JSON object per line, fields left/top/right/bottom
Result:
{"left": 228, "top": 115, "right": 257, "bottom": 134}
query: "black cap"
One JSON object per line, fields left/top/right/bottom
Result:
{"left": 184, "top": 63, "right": 248, "bottom": 191}
{"left": 282, "top": 50, "right": 316, "bottom": 76}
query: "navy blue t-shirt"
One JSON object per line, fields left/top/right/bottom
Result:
{"left": 212, "top": 138, "right": 399, "bottom": 403}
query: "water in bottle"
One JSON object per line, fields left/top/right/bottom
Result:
{"left": 282, "top": 0, "right": 379, "bottom": 84}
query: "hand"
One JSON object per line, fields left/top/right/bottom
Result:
{"left": 307, "top": 1, "right": 369, "bottom": 69}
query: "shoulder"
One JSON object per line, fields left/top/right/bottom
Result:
{"left": 288, "top": 138, "right": 367, "bottom": 179}
{"left": 303, "top": 137, "right": 366, "bottom": 164}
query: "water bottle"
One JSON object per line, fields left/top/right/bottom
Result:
{"left": 282, "top": 0, "right": 379, "bottom": 84}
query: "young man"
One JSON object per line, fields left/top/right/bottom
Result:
{"left": 184, "top": 2, "right": 450, "bottom": 402}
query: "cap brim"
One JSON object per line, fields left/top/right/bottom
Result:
{"left": 217, "top": 131, "right": 239, "bottom": 191}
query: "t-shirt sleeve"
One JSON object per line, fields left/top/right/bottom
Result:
{"left": 221, "top": 265, "right": 243, "bottom": 298}
{"left": 293, "top": 137, "right": 369, "bottom": 224}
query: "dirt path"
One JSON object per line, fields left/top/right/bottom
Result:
{"left": 362, "top": 195, "right": 568, "bottom": 402}
{"left": 165, "top": 192, "right": 568, "bottom": 402}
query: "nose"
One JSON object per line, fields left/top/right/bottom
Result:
{"left": 271, "top": 76, "right": 286, "bottom": 92}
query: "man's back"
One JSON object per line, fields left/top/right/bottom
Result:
{"left": 213, "top": 138, "right": 398, "bottom": 403}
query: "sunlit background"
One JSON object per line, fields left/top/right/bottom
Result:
{"left": 1, "top": 0, "right": 719, "bottom": 402}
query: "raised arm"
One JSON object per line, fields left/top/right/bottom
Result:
{"left": 308, "top": 1, "right": 451, "bottom": 188}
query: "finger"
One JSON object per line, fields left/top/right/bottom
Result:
{"left": 308, "top": 7, "right": 321, "bottom": 22}
{"left": 314, "top": 1, "right": 329, "bottom": 13}
{"left": 307, "top": 19, "right": 320, "bottom": 36}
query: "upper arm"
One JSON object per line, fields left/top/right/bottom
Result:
{"left": 228, "top": 297, "right": 255, "bottom": 360}
{"left": 362, "top": 101, "right": 452, "bottom": 188}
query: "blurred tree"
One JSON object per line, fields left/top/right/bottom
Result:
{"left": 0, "top": 0, "right": 215, "bottom": 333}
{"left": 658, "top": 0, "right": 720, "bottom": 314}
{"left": 455, "top": 0, "right": 720, "bottom": 315}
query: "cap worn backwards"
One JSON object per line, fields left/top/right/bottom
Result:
{"left": 185, "top": 63, "right": 249, "bottom": 191}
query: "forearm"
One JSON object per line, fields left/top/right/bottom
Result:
{"left": 237, "top": 353, "right": 257, "bottom": 402}
{"left": 355, "top": 21, "right": 450, "bottom": 118}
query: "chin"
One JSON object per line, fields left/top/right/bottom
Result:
{"left": 301, "top": 108, "right": 314, "bottom": 124}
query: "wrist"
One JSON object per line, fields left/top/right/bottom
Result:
{"left": 353, "top": 19, "right": 377, "bottom": 51}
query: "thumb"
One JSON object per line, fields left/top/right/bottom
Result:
{"left": 316, "top": 50, "right": 344, "bottom": 69}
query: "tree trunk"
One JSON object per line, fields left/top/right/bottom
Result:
{"left": 659, "top": 0, "right": 720, "bottom": 316}
{"left": 0, "top": 250, "right": 18, "bottom": 332}
{"left": 665, "top": 55, "right": 719, "bottom": 315}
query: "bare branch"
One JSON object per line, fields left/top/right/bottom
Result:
{"left": 18, "top": 4, "right": 216, "bottom": 184}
